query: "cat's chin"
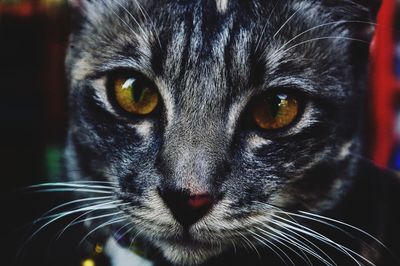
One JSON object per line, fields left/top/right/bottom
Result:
{"left": 155, "top": 239, "right": 224, "bottom": 266}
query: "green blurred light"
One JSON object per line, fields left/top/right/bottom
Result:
{"left": 45, "top": 144, "right": 63, "bottom": 181}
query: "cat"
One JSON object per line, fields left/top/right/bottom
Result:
{"left": 61, "top": 0, "right": 400, "bottom": 265}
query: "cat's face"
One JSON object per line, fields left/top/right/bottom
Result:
{"left": 66, "top": 0, "right": 377, "bottom": 265}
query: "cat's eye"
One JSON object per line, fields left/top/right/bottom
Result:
{"left": 251, "top": 92, "right": 299, "bottom": 130}
{"left": 113, "top": 76, "right": 159, "bottom": 115}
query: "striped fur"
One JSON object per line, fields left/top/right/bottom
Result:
{"left": 64, "top": 1, "right": 400, "bottom": 265}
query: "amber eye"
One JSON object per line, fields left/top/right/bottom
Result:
{"left": 251, "top": 92, "right": 299, "bottom": 130}
{"left": 113, "top": 76, "right": 159, "bottom": 115}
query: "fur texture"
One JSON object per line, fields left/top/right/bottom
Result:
{"left": 65, "top": 0, "right": 400, "bottom": 265}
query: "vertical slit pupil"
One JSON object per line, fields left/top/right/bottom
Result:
{"left": 269, "top": 95, "right": 282, "bottom": 118}
{"left": 133, "top": 82, "right": 145, "bottom": 103}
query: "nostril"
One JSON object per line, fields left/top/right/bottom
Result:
{"left": 158, "top": 188, "right": 214, "bottom": 227}
{"left": 188, "top": 194, "right": 213, "bottom": 209}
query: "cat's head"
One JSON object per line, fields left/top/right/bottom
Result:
{"left": 65, "top": 0, "right": 380, "bottom": 265}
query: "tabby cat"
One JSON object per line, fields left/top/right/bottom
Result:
{"left": 62, "top": 0, "right": 400, "bottom": 265}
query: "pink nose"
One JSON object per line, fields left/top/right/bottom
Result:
{"left": 159, "top": 188, "right": 214, "bottom": 227}
{"left": 188, "top": 194, "right": 213, "bottom": 209}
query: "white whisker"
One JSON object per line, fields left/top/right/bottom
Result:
{"left": 114, "top": 0, "right": 150, "bottom": 42}
{"left": 237, "top": 230, "right": 261, "bottom": 259}
{"left": 32, "top": 188, "right": 113, "bottom": 194}
{"left": 28, "top": 183, "right": 114, "bottom": 190}
{"left": 79, "top": 216, "right": 128, "bottom": 246}
{"left": 248, "top": 228, "right": 296, "bottom": 266}
{"left": 274, "top": 20, "right": 375, "bottom": 56}
{"left": 274, "top": 210, "right": 353, "bottom": 238}
{"left": 30, "top": 200, "right": 122, "bottom": 239}
{"left": 273, "top": 5, "right": 302, "bottom": 38}
{"left": 254, "top": 0, "right": 281, "bottom": 53}
{"left": 18, "top": 200, "right": 122, "bottom": 259}
{"left": 130, "top": 228, "right": 145, "bottom": 249}
{"left": 299, "top": 211, "right": 391, "bottom": 254}
{"left": 250, "top": 216, "right": 335, "bottom": 266}
{"left": 252, "top": 225, "right": 315, "bottom": 266}
{"left": 272, "top": 215, "right": 370, "bottom": 265}
{"left": 272, "top": 223, "right": 336, "bottom": 265}
{"left": 105, "top": 0, "right": 143, "bottom": 42}
{"left": 114, "top": 221, "right": 135, "bottom": 242}
{"left": 57, "top": 209, "right": 127, "bottom": 241}
{"left": 33, "top": 196, "right": 113, "bottom": 224}
{"left": 132, "top": 0, "right": 162, "bottom": 48}
{"left": 279, "top": 36, "right": 368, "bottom": 55}
{"left": 33, "top": 196, "right": 114, "bottom": 224}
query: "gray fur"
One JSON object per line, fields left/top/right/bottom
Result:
{"left": 65, "top": 0, "right": 391, "bottom": 265}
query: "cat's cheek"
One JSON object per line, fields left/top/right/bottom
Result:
{"left": 274, "top": 157, "right": 358, "bottom": 212}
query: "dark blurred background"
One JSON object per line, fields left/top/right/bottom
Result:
{"left": 1, "top": 0, "right": 400, "bottom": 266}
{"left": 1, "top": 0, "right": 69, "bottom": 188}
{"left": 0, "top": 1, "right": 82, "bottom": 265}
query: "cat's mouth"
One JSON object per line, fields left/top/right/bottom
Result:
{"left": 112, "top": 221, "right": 221, "bottom": 249}
{"left": 160, "top": 235, "right": 212, "bottom": 249}
{"left": 113, "top": 227, "right": 224, "bottom": 265}
{"left": 154, "top": 235, "right": 227, "bottom": 265}
{"left": 113, "top": 224, "right": 204, "bottom": 246}
{"left": 113, "top": 191, "right": 237, "bottom": 264}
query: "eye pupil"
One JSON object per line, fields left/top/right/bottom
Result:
{"left": 269, "top": 96, "right": 282, "bottom": 118}
{"left": 133, "top": 84, "right": 144, "bottom": 103}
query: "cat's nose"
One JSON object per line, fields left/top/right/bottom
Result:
{"left": 158, "top": 188, "right": 214, "bottom": 227}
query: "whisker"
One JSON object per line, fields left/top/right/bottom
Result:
{"left": 71, "top": 209, "right": 127, "bottom": 228}
{"left": 18, "top": 200, "right": 122, "bottom": 259}
{"left": 250, "top": 216, "right": 336, "bottom": 266}
{"left": 248, "top": 228, "right": 296, "bottom": 266}
{"left": 254, "top": 0, "right": 281, "bottom": 53}
{"left": 274, "top": 210, "right": 354, "bottom": 239}
{"left": 253, "top": 203, "right": 358, "bottom": 264}
{"left": 236, "top": 231, "right": 261, "bottom": 259}
{"left": 104, "top": 0, "right": 143, "bottom": 43}
{"left": 33, "top": 196, "right": 114, "bottom": 224}
{"left": 132, "top": 0, "right": 162, "bottom": 48}
{"left": 114, "top": 221, "right": 135, "bottom": 242}
{"left": 274, "top": 20, "right": 376, "bottom": 55}
{"left": 230, "top": 239, "right": 237, "bottom": 254}
{"left": 252, "top": 224, "right": 317, "bottom": 266}
{"left": 266, "top": 205, "right": 394, "bottom": 260}
{"left": 36, "top": 200, "right": 120, "bottom": 223}
{"left": 114, "top": 0, "right": 150, "bottom": 41}
{"left": 27, "top": 183, "right": 114, "bottom": 190}
{"left": 129, "top": 228, "right": 145, "bottom": 249}
{"left": 272, "top": 215, "right": 372, "bottom": 265}
{"left": 30, "top": 188, "right": 113, "bottom": 194}
{"left": 298, "top": 211, "right": 399, "bottom": 262}
{"left": 279, "top": 36, "right": 369, "bottom": 55}
{"left": 46, "top": 180, "right": 117, "bottom": 184}
{"left": 79, "top": 216, "right": 128, "bottom": 246}
{"left": 273, "top": 5, "right": 303, "bottom": 38}
{"left": 56, "top": 208, "right": 128, "bottom": 241}
{"left": 27, "top": 201, "right": 121, "bottom": 240}
{"left": 261, "top": 224, "right": 337, "bottom": 265}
